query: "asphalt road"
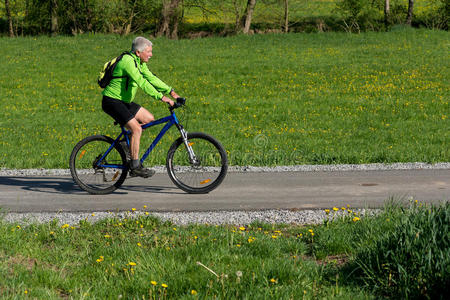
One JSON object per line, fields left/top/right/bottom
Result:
{"left": 0, "top": 169, "right": 448, "bottom": 213}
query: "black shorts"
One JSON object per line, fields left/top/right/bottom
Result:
{"left": 102, "top": 95, "right": 141, "bottom": 126}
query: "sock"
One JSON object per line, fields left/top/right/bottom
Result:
{"left": 131, "top": 159, "right": 140, "bottom": 169}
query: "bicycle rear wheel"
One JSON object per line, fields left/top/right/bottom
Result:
{"left": 167, "top": 132, "right": 228, "bottom": 193}
{"left": 69, "top": 135, "right": 128, "bottom": 195}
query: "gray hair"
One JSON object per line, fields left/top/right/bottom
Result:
{"left": 131, "top": 37, "right": 153, "bottom": 53}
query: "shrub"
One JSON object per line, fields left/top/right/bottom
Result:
{"left": 353, "top": 202, "right": 450, "bottom": 299}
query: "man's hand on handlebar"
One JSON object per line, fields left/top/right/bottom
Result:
{"left": 161, "top": 96, "right": 175, "bottom": 107}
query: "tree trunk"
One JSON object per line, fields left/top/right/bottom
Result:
{"left": 156, "top": 0, "right": 182, "bottom": 38}
{"left": 233, "top": 0, "right": 240, "bottom": 32}
{"left": 5, "top": 0, "right": 14, "bottom": 37}
{"left": 51, "top": 0, "right": 59, "bottom": 35}
{"left": 243, "top": 0, "right": 256, "bottom": 34}
{"left": 384, "top": 0, "right": 390, "bottom": 29}
{"left": 284, "top": 0, "right": 288, "bottom": 33}
{"left": 406, "top": 0, "right": 414, "bottom": 26}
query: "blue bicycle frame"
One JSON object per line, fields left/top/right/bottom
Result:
{"left": 96, "top": 110, "right": 182, "bottom": 170}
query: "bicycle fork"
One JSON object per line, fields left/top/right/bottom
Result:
{"left": 180, "top": 128, "right": 200, "bottom": 166}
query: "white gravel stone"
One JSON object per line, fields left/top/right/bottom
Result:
{"left": 1, "top": 209, "right": 378, "bottom": 226}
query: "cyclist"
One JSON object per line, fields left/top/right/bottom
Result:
{"left": 102, "top": 36, "right": 182, "bottom": 178}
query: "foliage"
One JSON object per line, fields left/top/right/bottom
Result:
{"left": 352, "top": 202, "right": 450, "bottom": 298}
{"left": 0, "top": 0, "right": 448, "bottom": 36}
{"left": 335, "top": 0, "right": 449, "bottom": 32}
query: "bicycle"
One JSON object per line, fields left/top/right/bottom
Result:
{"left": 69, "top": 98, "right": 228, "bottom": 195}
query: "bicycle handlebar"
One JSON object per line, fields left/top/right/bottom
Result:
{"left": 169, "top": 97, "right": 186, "bottom": 110}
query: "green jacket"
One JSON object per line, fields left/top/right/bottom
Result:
{"left": 102, "top": 52, "right": 172, "bottom": 103}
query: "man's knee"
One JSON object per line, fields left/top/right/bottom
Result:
{"left": 126, "top": 119, "right": 142, "bottom": 136}
{"left": 136, "top": 108, "right": 154, "bottom": 124}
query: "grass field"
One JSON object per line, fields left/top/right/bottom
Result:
{"left": 1, "top": 201, "right": 448, "bottom": 298}
{"left": 0, "top": 29, "right": 448, "bottom": 169}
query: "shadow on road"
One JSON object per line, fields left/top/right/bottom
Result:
{"left": 0, "top": 176, "right": 184, "bottom": 195}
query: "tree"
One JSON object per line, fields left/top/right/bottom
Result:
{"left": 51, "top": 0, "right": 58, "bottom": 34}
{"left": 156, "top": 0, "right": 183, "bottom": 39}
{"left": 242, "top": 0, "right": 256, "bottom": 34}
{"left": 4, "top": 0, "right": 14, "bottom": 37}
{"left": 384, "top": 0, "right": 390, "bottom": 28}
{"left": 283, "top": 0, "right": 288, "bottom": 33}
{"left": 406, "top": 0, "right": 414, "bottom": 26}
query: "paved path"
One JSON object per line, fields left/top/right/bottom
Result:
{"left": 0, "top": 169, "right": 448, "bottom": 213}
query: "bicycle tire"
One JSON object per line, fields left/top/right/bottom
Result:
{"left": 69, "top": 135, "right": 128, "bottom": 195}
{"left": 166, "top": 132, "right": 228, "bottom": 193}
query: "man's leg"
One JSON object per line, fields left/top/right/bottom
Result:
{"left": 125, "top": 118, "right": 142, "bottom": 161}
{"left": 125, "top": 107, "right": 155, "bottom": 177}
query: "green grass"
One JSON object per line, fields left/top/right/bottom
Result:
{"left": 1, "top": 201, "right": 448, "bottom": 298}
{"left": 0, "top": 29, "right": 448, "bottom": 169}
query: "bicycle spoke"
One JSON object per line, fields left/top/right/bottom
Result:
{"left": 70, "top": 136, "right": 127, "bottom": 194}
{"left": 167, "top": 132, "right": 227, "bottom": 193}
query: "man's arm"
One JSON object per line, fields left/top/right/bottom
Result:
{"left": 141, "top": 63, "right": 181, "bottom": 106}
{"left": 122, "top": 56, "right": 165, "bottom": 100}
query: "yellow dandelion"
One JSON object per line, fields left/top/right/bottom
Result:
{"left": 145, "top": 212, "right": 149, "bottom": 215}
{"left": 271, "top": 235, "right": 277, "bottom": 239}
{"left": 128, "top": 262, "right": 137, "bottom": 266}
{"left": 270, "top": 278, "right": 277, "bottom": 283}
{"left": 161, "top": 283, "right": 168, "bottom": 288}
{"left": 239, "top": 226, "right": 246, "bottom": 231}
{"left": 333, "top": 207, "right": 339, "bottom": 211}
{"left": 341, "top": 207, "right": 346, "bottom": 210}
{"left": 191, "top": 289, "right": 198, "bottom": 295}
{"left": 104, "top": 234, "right": 111, "bottom": 238}
{"left": 61, "top": 224, "right": 69, "bottom": 229}
{"left": 353, "top": 217, "right": 360, "bottom": 222}
{"left": 308, "top": 229, "right": 313, "bottom": 233}
{"left": 137, "top": 242, "right": 142, "bottom": 247}
{"left": 131, "top": 208, "right": 136, "bottom": 212}
{"left": 173, "top": 227, "right": 177, "bottom": 231}
{"left": 143, "top": 205, "right": 147, "bottom": 209}
{"left": 324, "top": 209, "right": 330, "bottom": 214}
{"left": 151, "top": 281, "right": 157, "bottom": 286}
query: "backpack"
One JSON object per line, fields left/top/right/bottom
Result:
{"left": 98, "top": 51, "right": 136, "bottom": 89}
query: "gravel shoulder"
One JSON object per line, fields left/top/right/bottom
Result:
{"left": 2, "top": 209, "right": 380, "bottom": 226}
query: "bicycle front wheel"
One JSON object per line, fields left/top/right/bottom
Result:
{"left": 69, "top": 135, "right": 128, "bottom": 195}
{"left": 167, "top": 132, "right": 228, "bottom": 194}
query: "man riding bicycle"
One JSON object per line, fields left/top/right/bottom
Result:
{"left": 102, "top": 37, "right": 182, "bottom": 178}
